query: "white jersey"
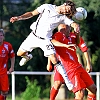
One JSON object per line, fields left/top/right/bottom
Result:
{"left": 30, "top": 4, "right": 74, "bottom": 39}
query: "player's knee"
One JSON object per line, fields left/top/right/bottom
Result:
{"left": 17, "top": 50, "right": 21, "bottom": 56}
{"left": 75, "top": 90, "right": 84, "bottom": 100}
{"left": 1, "top": 91, "right": 8, "bottom": 96}
{"left": 17, "top": 50, "right": 26, "bottom": 56}
{"left": 92, "top": 85, "right": 97, "bottom": 94}
{"left": 87, "top": 84, "right": 97, "bottom": 94}
{"left": 54, "top": 81, "right": 62, "bottom": 90}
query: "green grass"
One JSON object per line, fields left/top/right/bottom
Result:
{"left": 7, "top": 94, "right": 49, "bottom": 100}
{"left": 7, "top": 94, "right": 87, "bottom": 100}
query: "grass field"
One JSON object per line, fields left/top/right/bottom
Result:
{"left": 6, "top": 94, "right": 87, "bottom": 100}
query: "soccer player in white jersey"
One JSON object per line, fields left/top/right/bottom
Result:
{"left": 10, "top": 0, "right": 80, "bottom": 90}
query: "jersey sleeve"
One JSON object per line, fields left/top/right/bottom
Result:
{"left": 8, "top": 43, "right": 15, "bottom": 58}
{"left": 78, "top": 37, "right": 88, "bottom": 52}
{"left": 37, "top": 4, "right": 47, "bottom": 13}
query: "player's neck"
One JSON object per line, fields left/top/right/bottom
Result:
{"left": 0, "top": 41, "right": 3, "bottom": 46}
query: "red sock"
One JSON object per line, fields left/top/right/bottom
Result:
{"left": 87, "top": 94, "right": 96, "bottom": 100}
{"left": 50, "top": 86, "right": 59, "bottom": 100}
{"left": 0, "top": 95, "right": 5, "bottom": 100}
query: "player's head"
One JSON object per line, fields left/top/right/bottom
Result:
{"left": 58, "top": 24, "right": 71, "bottom": 37}
{"left": 0, "top": 29, "right": 5, "bottom": 43}
{"left": 61, "top": 0, "right": 76, "bottom": 18}
{"left": 0, "top": 29, "right": 5, "bottom": 36}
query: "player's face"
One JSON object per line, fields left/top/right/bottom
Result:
{"left": 58, "top": 24, "right": 70, "bottom": 37}
{"left": 60, "top": 4, "right": 72, "bottom": 15}
{"left": 0, "top": 32, "right": 4, "bottom": 44}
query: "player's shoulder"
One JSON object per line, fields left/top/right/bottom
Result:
{"left": 41, "top": 4, "right": 54, "bottom": 8}
{"left": 38, "top": 4, "right": 55, "bottom": 12}
{"left": 3, "top": 41, "right": 13, "bottom": 47}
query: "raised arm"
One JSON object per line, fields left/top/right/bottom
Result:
{"left": 71, "top": 22, "right": 80, "bottom": 34}
{"left": 75, "top": 33, "right": 80, "bottom": 45}
{"left": 10, "top": 9, "right": 39, "bottom": 23}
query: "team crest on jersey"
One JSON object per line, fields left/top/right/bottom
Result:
{"left": 2, "top": 49, "right": 5, "bottom": 54}
{"left": 0, "top": 43, "right": 8, "bottom": 57}
{"left": 0, "top": 49, "right": 6, "bottom": 57}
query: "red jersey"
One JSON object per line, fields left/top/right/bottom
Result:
{"left": 52, "top": 32, "right": 88, "bottom": 74}
{"left": 67, "top": 32, "right": 88, "bottom": 62}
{"left": 0, "top": 41, "right": 15, "bottom": 75}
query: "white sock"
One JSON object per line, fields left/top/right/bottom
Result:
{"left": 55, "top": 62, "right": 73, "bottom": 90}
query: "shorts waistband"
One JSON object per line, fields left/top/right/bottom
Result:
{"left": 32, "top": 32, "right": 45, "bottom": 40}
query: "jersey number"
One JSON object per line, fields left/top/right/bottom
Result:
{"left": 46, "top": 44, "right": 54, "bottom": 50}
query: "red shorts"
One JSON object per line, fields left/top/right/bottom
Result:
{"left": 54, "top": 66, "right": 94, "bottom": 93}
{"left": 54, "top": 67, "right": 64, "bottom": 83}
{"left": 0, "top": 74, "right": 9, "bottom": 92}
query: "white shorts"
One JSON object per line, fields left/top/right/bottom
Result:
{"left": 18, "top": 32, "right": 56, "bottom": 57}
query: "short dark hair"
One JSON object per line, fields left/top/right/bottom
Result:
{"left": 65, "top": 0, "right": 76, "bottom": 17}
{"left": 0, "top": 29, "right": 5, "bottom": 36}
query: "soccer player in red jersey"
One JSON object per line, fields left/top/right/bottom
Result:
{"left": 47, "top": 24, "right": 96, "bottom": 100}
{"left": 0, "top": 29, "right": 15, "bottom": 100}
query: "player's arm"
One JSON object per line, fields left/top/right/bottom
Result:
{"left": 51, "top": 39, "right": 76, "bottom": 51}
{"left": 78, "top": 37, "right": 92, "bottom": 73}
{"left": 75, "top": 33, "right": 80, "bottom": 45}
{"left": 9, "top": 56, "right": 15, "bottom": 73}
{"left": 71, "top": 22, "right": 80, "bottom": 45}
{"left": 84, "top": 51, "right": 92, "bottom": 73}
{"left": 46, "top": 57, "right": 53, "bottom": 72}
{"left": 70, "top": 22, "right": 80, "bottom": 34}
{"left": 10, "top": 9, "right": 39, "bottom": 23}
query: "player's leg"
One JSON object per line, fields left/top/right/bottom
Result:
{"left": 69, "top": 68, "right": 87, "bottom": 99}
{"left": 48, "top": 53, "right": 73, "bottom": 90}
{"left": 17, "top": 32, "right": 36, "bottom": 66}
{"left": 17, "top": 50, "right": 33, "bottom": 66}
{"left": 50, "top": 67, "right": 64, "bottom": 100}
{"left": 41, "top": 39, "right": 73, "bottom": 90}
{"left": 0, "top": 76, "right": 4, "bottom": 100}
{"left": 86, "top": 84, "right": 96, "bottom": 100}
{"left": 74, "top": 89, "right": 84, "bottom": 100}
{"left": 50, "top": 81, "right": 62, "bottom": 100}
{"left": 0, "top": 74, "right": 9, "bottom": 100}
{"left": 0, "top": 94, "right": 5, "bottom": 100}
{"left": 1, "top": 92, "right": 7, "bottom": 100}
{"left": 79, "top": 67, "right": 97, "bottom": 100}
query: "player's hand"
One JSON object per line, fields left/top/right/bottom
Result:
{"left": 9, "top": 67, "right": 14, "bottom": 73}
{"left": 47, "top": 64, "right": 52, "bottom": 72}
{"left": 86, "top": 65, "right": 92, "bottom": 73}
{"left": 10, "top": 17, "right": 19, "bottom": 23}
{"left": 65, "top": 44, "right": 77, "bottom": 51}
